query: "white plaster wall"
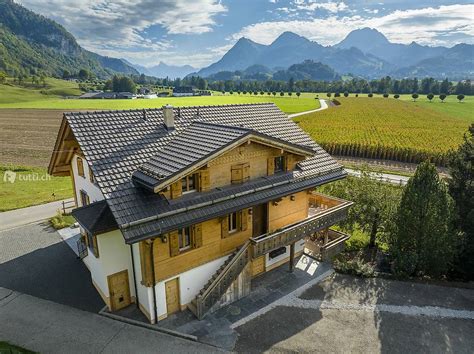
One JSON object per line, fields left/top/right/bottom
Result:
{"left": 265, "top": 238, "right": 305, "bottom": 267}
{"left": 154, "top": 255, "right": 229, "bottom": 319}
{"left": 83, "top": 230, "right": 136, "bottom": 300}
{"left": 71, "top": 154, "right": 103, "bottom": 205}
{"left": 132, "top": 243, "right": 154, "bottom": 322}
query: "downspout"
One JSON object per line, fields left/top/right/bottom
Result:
{"left": 150, "top": 238, "right": 158, "bottom": 324}
{"left": 129, "top": 245, "right": 139, "bottom": 309}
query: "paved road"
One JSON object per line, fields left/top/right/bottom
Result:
{"left": 345, "top": 168, "right": 410, "bottom": 185}
{"left": 0, "top": 198, "right": 74, "bottom": 231}
{"left": 0, "top": 288, "right": 223, "bottom": 354}
{"left": 288, "top": 99, "right": 328, "bottom": 118}
{"left": 233, "top": 273, "right": 474, "bottom": 353}
{"left": 0, "top": 222, "right": 104, "bottom": 312}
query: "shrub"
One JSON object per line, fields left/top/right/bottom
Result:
{"left": 457, "top": 94, "right": 465, "bottom": 102}
{"left": 427, "top": 93, "right": 434, "bottom": 102}
{"left": 343, "top": 91, "right": 349, "bottom": 97}
{"left": 383, "top": 93, "right": 389, "bottom": 98}
{"left": 334, "top": 92, "right": 341, "bottom": 97}
{"left": 394, "top": 94, "right": 400, "bottom": 99}
{"left": 50, "top": 211, "right": 75, "bottom": 230}
{"left": 355, "top": 94, "right": 359, "bottom": 97}
{"left": 326, "top": 93, "right": 332, "bottom": 98}
{"left": 439, "top": 94, "right": 447, "bottom": 102}
{"left": 368, "top": 93, "right": 373, "bottom": 97}
{"left": 412, "top": 93, "right": 419, "bottom": 101}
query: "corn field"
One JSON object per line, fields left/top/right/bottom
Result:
{"left": 294, "top": 97, "right": 469, "bottom": 166}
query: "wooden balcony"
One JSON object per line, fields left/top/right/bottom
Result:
{"left": 251, "top": 193, "right": 353, "bottom": 258}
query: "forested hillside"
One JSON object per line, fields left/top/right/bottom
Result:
{"left": 0, "top": 0, "right": 137, "bottom": 78}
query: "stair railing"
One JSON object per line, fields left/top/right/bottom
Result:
{"left": 195, "top": 240, "right": 251, "bottom": 319}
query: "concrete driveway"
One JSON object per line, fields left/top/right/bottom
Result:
{"left": 233, "top": 274, "right": 474, "bottom": 353}
{"left": 0, "top": 222, "right": 104, "bottom": 312}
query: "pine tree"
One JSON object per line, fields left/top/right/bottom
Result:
{"left": 448, "top": 124, "right": 474, "bottom": 280}
{"left": 390, "top": 161, "right": 455, "bottom": 277}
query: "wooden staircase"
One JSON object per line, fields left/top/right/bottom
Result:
{"left": 188, "top": 241, "right": 251, "bottom": 319}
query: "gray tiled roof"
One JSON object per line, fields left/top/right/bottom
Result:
{"left": 64, "top": 103, "right": 345, "bottom": 243}
{"left": 133, "top": 121, "right": 315, "bottom": 190}
{"left": 72, "top": 200, "right": 118, "bottom": 235}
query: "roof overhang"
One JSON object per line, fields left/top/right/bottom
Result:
{"left": 133, "top": 132, "right": 315, "bottom": 193}
{"left": 48, "top": 115, "right": 81, "bottom": 176}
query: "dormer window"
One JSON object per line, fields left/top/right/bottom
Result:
{"left": 274, "top": 156, "right": 286, "bottom": 173}
{"left": 181, "top": 173, "right": 198, "bottom": 193}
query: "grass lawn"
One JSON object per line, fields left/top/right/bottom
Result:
{"left": 294, "top": 97, "right": 472, "bottom": 163}
{"left": 0, "top": 94, "right": 320, "bottom": 114}
{"left": 0, "top": 165, "right": 72, "bottom": 211}
{"left": 0, "top": 78, "right": 82, "bottom": 105}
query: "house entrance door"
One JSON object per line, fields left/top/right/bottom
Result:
{"left": 252, "top": 204, "right": 267, "bottom": 237}
{"left": 107, "top": 270, "right": 131, "bottom": 311}
{"left": 165, "top": 278, "right": 180, "bottom": 315}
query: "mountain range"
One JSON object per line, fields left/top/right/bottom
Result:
{"left": 197, "top": 28, "right": 473, "bottom": 80}
{"left": 127, "top": 61, "right": 196, "bottom": 80}
{"left": 0, "top": 0, "right": 138, "bottom": 78}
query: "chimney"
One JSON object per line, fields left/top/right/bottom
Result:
{"left": 163, "top": 104, "right": 174, "bottom": 130}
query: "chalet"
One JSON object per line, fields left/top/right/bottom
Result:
{"left": 48, "top": 103, "right": 352, "bottom": 323}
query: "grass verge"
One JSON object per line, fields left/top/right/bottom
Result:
{"left": 0, "top": 165, "right": 72, "bottom": 212}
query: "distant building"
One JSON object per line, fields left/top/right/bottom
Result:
{"left": 78, "top": 91, "right": 137, "bottom": 99}
{"left": 172, "top": 86, "right": 196, "bottom": 97}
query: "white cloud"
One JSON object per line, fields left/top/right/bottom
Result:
{"left": 294, "top": 1, "right": 348, "bottom": 13}
{"left": 19, "top": 0, "right": 226, "bottom": 52}
{"left": 231, "top": 4, "right": 474, "bottom": 47}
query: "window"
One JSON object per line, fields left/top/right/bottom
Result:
{"left": 80, "top": 190, "right": 90, "bottom": 206}
{"left": 178, "top": 227, "right": 191, "bottom": 251}
{"left": 85, "top": 231, "right": 99, "bottom": 258}
{"left": 228, "top": 212, "right": 238, "bottom": 233}
{"left": 77, "top": 157, "right": 85, "bottom": 177}
{"left": 181, "top": 174, "right": 197, "bottom": 193}
{"left": 274, "top": 156, "right": 285, "bottom": 173}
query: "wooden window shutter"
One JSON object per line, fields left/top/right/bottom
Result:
{"left": 170, "top": 181, "right": 182, "bottom": 199}
{"left": 267, "top": 157, "right": 275, "bottom": 176}
{"left": 192, "top": 224, "right": 203, "bottom": 248}
{"left": 221, "top": 217, "right": 229, "bottom": 238}
{"left": 92, "top": 235, "right": 99, "bottom": 258}
{"left": 139, "top": 241, "right": 153, "bottom": 287}
{"left": 169, "top": 230, "right": 180, "bottom": 257}
{"left": 231, "top": 164, "right": 243, "bottom": 184}
{"left": 77, "top": 157, "right": 84, "bottom": 177}
{"left": 86, "top": 194, "right": 90, "bottom": 205}
{"left": 286, "top": 155, "right": 293, "bottom": 171}
{"left": 242, "top": 162, "right": 250, "bottom": 182}
{"left": 199, "top": 169, "right": 210, "bottom": 191}
{"left": 241, "top": 209, "right": 248, "bottom": 231}
{"left": 89, "top": 167, "right": 94, "bottom": 183}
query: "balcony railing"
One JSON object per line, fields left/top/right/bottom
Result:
{"left": 251, "top": 193, "right": 352, "bottom": 258}
{"left": 320, "top": 230, "right": 350, "bottom": 261}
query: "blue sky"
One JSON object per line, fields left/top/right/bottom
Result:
{"left": 19, "top": 0, "right": 474, "bottom": 68}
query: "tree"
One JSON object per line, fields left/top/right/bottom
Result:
{"left": 0, "top": 71, "right": 6, "bottom": 84}
{"left": 326, "top": 93, "right": 332, "bottom": 98}
{"left": 457, "top": 94, "right": 465, "bottom": 102}
{"left": 229, "top": 91, "right": 233, "bottom": 95}
{"left": 439, "top": 94, "right": 447, "bottom": 103}
{"left": 394, "top": 94, "right": 400, "bottom": 99}
{"left": 448, "top": 124, "right": 474, "bottom": 280}
{"left": 62, "top": 70, "right": 70, "bottom": 79}
{"left": 383, "top": 93, "right": 389, "bottom": 98}
{"left": 334, "top": 92, "right": 340, "bottom": 97}
{"left": 427, "top": 93, "right": 434, "bottom": 102}
{"left": 280, "top": 91, "right": 284, "bottom": 96}
{"left": 343, "top": 91, "right": 349, "bottom": 97}
{"left": 322, "top": 168, "right": 401, "bottom": 250}
{"left": 368, "top": 93, "right": 373, "bottom": 97}
{"left": 296, "top": 91, "right": 301, "bottom": 98}
{"left": 390, "top": 161, "right": 455, "bottom": 277}
{"left": 78, "top": 69, "right": 90, "bottom": 81}
{"left": 411, "top": 93, "right": 419, "bottom": 102}
{"left": 288, "top": 92, "right": 292, "bottom": 96}
{"left": 272, "top": 91, "right": 276, "bottom": 96}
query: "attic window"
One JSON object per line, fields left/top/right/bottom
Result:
{"left": 274, "top": 156, "right": 285, "bottom": 173}
{"left": 181, "top": 174, "right": 197, "bottom": 193}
